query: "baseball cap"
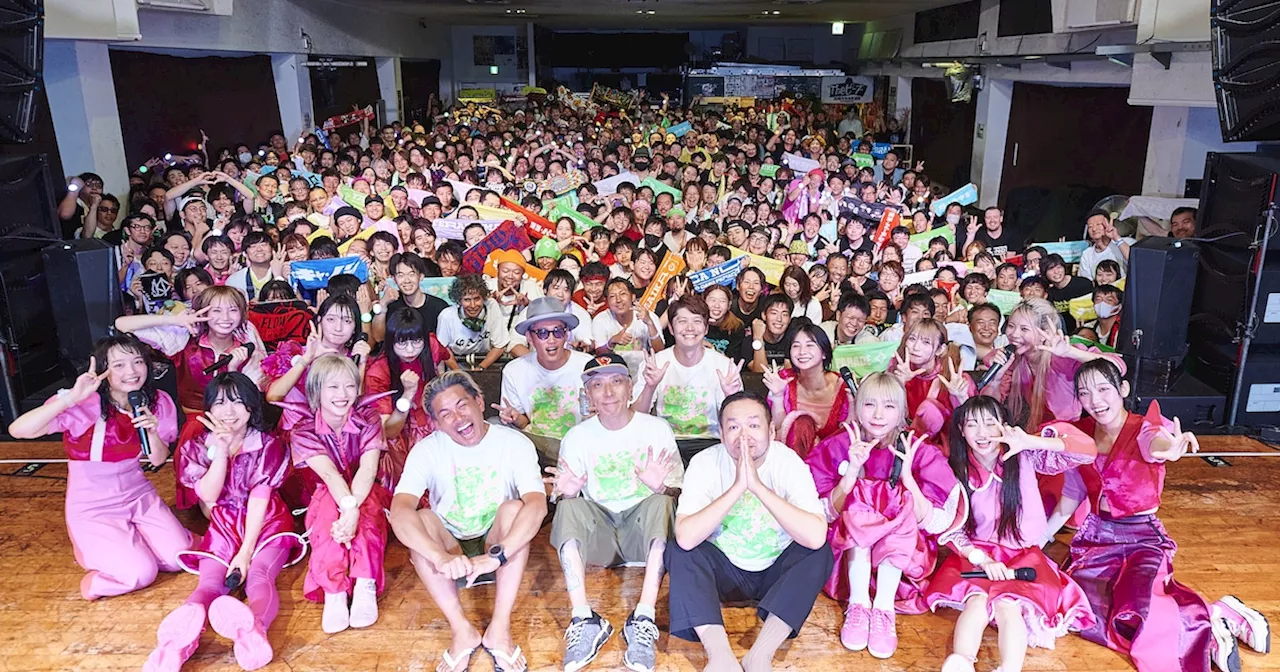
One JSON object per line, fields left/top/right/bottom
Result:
{"left": 581, "top": 352, "right": 630, "bottom": 382}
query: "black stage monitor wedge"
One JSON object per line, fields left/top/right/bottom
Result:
{"left": 1118, "top": 237, "right": 1200, "bottom": 361}
{"left": 42, "top": 239, "right": 120, "bottom": 379}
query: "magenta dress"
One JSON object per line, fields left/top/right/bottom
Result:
{"left": 924, "top": 421, "right": 1097, "bottom": 648}
{"left": 806, "top": 427, "right": 965, "bottom": 613}
{"left": 777, "top": 369, "right": 851, "bottom": 459}
{"left": 175, "top": 429, "right": 306, "bottom": 573}
{"left": 288, "top": 400, "right": 390, "bottom": 602}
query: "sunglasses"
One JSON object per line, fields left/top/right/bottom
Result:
{"left": 528, "top": 327, "right": 568, "bottom": 341}
{"left": 99, "top": 206, "right": 119, "bottom": 213}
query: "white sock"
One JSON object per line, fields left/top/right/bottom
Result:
{"left": 873, "top": 562, "right": 903, "bottom": 612}
{"left": 848, "top": 548, "right": 872, "bottom": 608}
{"left": 354, "top": 577, "right": 377, "bottom": 594}
{"left": 633, "top": 603, "right": 656, "bottom": 621}
{"left": 571, "top": 605, "right": 593, "bottom": 620}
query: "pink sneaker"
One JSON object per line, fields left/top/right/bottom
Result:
{"left": 867, "top": 608, "right": 898, "bottom": 659}
{"left": 1215, "top": 596, "right": 1271, "bottom": 653}
{"left": 208, "top": 596, "right": 273, "bottom": 671}
{"left": 143, "top": 603, "right": 206, "bottom": 672}
{"left": 840, "top": 603, "right": 871, "bottom": 651}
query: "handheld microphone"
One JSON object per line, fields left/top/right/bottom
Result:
{"left": 224, "top": 568, "right": 243, "bottom": 590}
{"left": 975, "top": 344, "right": 1017, "bottom": 391}
{"left": 961, "top": 567, "right": 1037, "bottom": 582}
{"left": 838, "top": 366, "right": 858, "bottom": 395}
{"left": 203, "top": 342, "right": 255, "bottom": 375}
{"left": 127, "top": 390, "right": 152, "bottom": 457}
{"left": 354, "top": 332, "right": 369, "bottom": 366}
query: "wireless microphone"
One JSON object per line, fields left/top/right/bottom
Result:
{"left": 224, "top": 568, "right": 243, "bottom": 590}
{"left": 127, "top": 390, "right": 152, "bottom": 457}
{"left": 960, "top": 567, "right": 1037, "bottom": 581}
{"left": 203, "top": 342, "right": 256, "bottom": 375}
{"left": 838, "top": 366, "right": 858, "bottom": 395}
{"left": 353, "top": 332, "right": 370, "bottom": 366}
{"left": 975, "top": 343, "right": 1017, "bottom": 391}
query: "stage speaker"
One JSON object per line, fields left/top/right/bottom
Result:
{"left": 41, "top": 239, "right": 120, "bottom": 379}
{"left": 0, "top": 1, "right": 43, "bottom": 144}
{"left": 1118, "top": 237, "right": 1200, "bottom": 361}
{"left": 1211, "top": 0, "right": 1280, "bottom": 142}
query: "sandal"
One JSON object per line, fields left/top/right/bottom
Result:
{"left": 436, "top": 646, "right": 475, "bottom": 672}
{"left": 484, "top": 644, "right": 527, "bottom": 672}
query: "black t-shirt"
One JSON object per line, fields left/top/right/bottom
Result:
{"left": 730, "top": 296, "right": 761, "bottom": 326}
{"left": 59, "top": 204, "right": 85, "bottom": 239}
{"left": 740, "top": 332, "right": 788, "bottom": 368}
{"left": 839, "top": 236, "right": 876, "bottom": 257}
{"left": 388, "top": 294, "right": 449, "bottom": 334}
{"left": 1048, "top": 276, "right": 1093, "bottom": 324}
{"left": 706, "top": 323, "right": 745, "bottom": 361}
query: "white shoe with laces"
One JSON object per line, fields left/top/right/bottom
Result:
{"left": 349, "top": 578, "right": 379, "bottom": 628}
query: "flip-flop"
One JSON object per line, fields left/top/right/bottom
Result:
{"left": 436, "top": 646, "right": 475, "bottom": 672}
{"left": 483, "top": 644, "right": 527, "bottom": 672}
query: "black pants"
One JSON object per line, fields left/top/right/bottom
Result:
{"left": 665, "top": 539, "right": 833, "bottom": 642}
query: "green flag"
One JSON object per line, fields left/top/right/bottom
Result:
{"left": 831, "top": 340, "right": 900, "bottom": 378}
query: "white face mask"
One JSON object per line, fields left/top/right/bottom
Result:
{"left": 238, "top": 152, "right": 252, "bottom": 164}
{"left": 1094, "top": 302, "right": 1119, "bottom": 318}
{"left": 946, "top": 213, "right": 961, "bottom": 225}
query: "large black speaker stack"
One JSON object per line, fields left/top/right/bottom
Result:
{"left": 1211, "top": 0, "right": 1280, "bottom": 143}
{"left": 1, "top": 0, "right": 42, "bottom": 144}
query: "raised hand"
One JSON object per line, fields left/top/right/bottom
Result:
{"left": 543, "top": 458, "right": 587, "bottom": 498}
{"left": 351, "top": 338, "right": 373, "bottom": 361}
{"left": 634, "top": 446, "right": 675, "bottom": 494}
{"left": 641, "top": 350, "right": 669, "bottom": 390}
{"left": 939, "top": 358, "right": 970, "bottom": 403}
{"left": 993, "top": 424, "right": 1035, "bottom": 463}
{"left": 966, "top": 215, "right": 980, "bottom": 238}
{"left": 491, "top": 396, "right": 522, "bottom": 426}
{"left": 841, "top": 422, "right": 875, "bottom": 477}
{"left": 761, "top": 361, "right": 787, "bottom": 396}
{"left": 65, "top": 357, "right": 109, "bottom": 406}
{"left": 892, "top": 359, "right": 929, "bottom": 384}
{"left": 197, "top": 413, "right": 241, "bottom": 457}
{"left": 1151, "top": 417, "right": 1200, "bottom": 461}
{"left": 1035, "top": 329, "right": 1073, "bottom": 358}
{"left": 175, "top": 305, "right": 213, "bottom": 335}
{"left": 717, "top": 360, "right": 744, "bottom": 396}
{"left": 890, "top": 430, "right": 928, "bottom": 482}
{"left": 399, "top": 369, "right": 421, "bottom": 399}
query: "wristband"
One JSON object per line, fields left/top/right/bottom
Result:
{"left": 339, "top": 495, "right": 359, "bottom": 512}
{"left": 395, "top": 397, "right": 412, "bottom": 414}
{"left": 966, "top": 549, "right": 989, "bottom": 566}
{"left": 361, "top": 312, "right": 373, "bottom": 324}
{"left": 371, "top": 303, "right": 383, "bottom": 315}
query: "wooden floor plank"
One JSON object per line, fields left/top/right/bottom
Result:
{"left": 1, "top": 437, "right": 1277, "bottom": 671}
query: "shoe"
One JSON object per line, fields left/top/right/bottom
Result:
{"left": 622, "top": 613, "right": 659, "bottom": 672}
{"left": 867, "top": 607, "right": 898, "bottom": 659}
{"left": 941, "top": 653, "right": 977, "bottom": 672}
{"left": 322, "top": 592, "right": 350, "bottom": 634}
{"left": 143, "top": 603, "right": 206, "bottom": 672}
{"left": 562, "top": 611, "right": 613, "bottom": 672}
{"left": 208, "top": 596, "right": 273, "bottom": 671}
{"left": 1216, "top": 595, "right": 1271, "bottom": 653}
{"left": 840, "top": 603, "right": 871, "bottom": 652}
{"left": 1211, "top": 610, "right": 1243, "bottom": 672}
{"left": 349, "top": 578, "right": 378, "bottom": 629}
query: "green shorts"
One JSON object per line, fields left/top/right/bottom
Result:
{"left": 549, "top": 494, "right": 674, "bottom": 567}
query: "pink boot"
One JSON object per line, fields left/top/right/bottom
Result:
{"left": 840, "top": 603, "right": 871, "bottom": 651}
{"left": 143, "top": 603, "right": 205, "bottom": 672}
{"left": 867, "top": 608, "right": 898, "bottom": 659}
{"left": 208, "top": 596, "right": 274, "bottom": 671}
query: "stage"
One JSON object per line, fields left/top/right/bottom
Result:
{"left": 1, "top": 436, "right": 1277, "bottom": 671}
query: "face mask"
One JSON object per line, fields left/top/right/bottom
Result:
{"left": 1094, "top": 302, "right": 1119, "bottom": 318}
{"left": 238, "top": 152, "right": 252, "bottom": 164}
{"left": 946, "top": 214, "right": 961, "bottom": 225}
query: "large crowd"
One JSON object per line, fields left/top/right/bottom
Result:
{"left": 12, "top": 90, "right": 1267, "bottom": 672}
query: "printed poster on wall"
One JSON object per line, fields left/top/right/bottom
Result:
{"left": 820, "top": 76, "right": 875, "bottom": 104}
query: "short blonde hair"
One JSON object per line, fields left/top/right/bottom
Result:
{"left": 305, "top": 355, "right": 360, "bottom": 411}
{"left": 855, "top": 372, "right": 908, "bottom": 446}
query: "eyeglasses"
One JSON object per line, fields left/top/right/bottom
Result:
{"left": 528, "top": 327, "right": 568, "bottom": 341}
{"left": 99, "top": 206, "right": 119, "bottom": 214}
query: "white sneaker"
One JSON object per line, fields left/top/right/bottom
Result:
{"left": 322, "top": 592, "right": 350, "bottom": 634}
{"left": 1211, "top": 607, "right": 1243, "bottom": 672}
{"left": 349, "top": 578, "right": 379, "bottom": 628}
{"left": 1217, "top": 595, "right": 1272, "bottom": 654}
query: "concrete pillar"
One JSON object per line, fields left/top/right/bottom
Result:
{"left": 526, "top": 21, "right": 537, "bottom": 88}
{"left": 44, "top": 40, "right": 129, "bottom": 198}
{"left": 376, "top": 56, "right": 401, "bottom": 125}
{"left": 971, "top": 78, "right": 1013, "bottom": 208}
{"left": 271, "top": 54, "right": 314, "bottom": 143}
{"left": 1142, "top": 105, "right": 1190, "bottom": 196}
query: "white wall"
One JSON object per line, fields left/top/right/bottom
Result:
{"left": 451, "top": 25, "right": 526, "bottom": 91}
{"left": 46, "top": 0, "right": 139, "bottom": 40}
{"left": 1180, "top": 106, "right": 1259, "bottom": 185}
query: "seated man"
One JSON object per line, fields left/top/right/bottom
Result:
{"left": 388, "top": 370, "right": 548, "bottom": 672}
{"left": 548, "top": 352, "right": 683, "bottom": 672}
{"left": 667, "top": 391, "right": 833, "bottom": 672}
{"left": 592, "top": 278, "right": 664, "bottom": 377}
{"left": 497, "top": 297, "right": 593, "bottom": 463}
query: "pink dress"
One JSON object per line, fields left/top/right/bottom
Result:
{"left": 778, "top": 369, "right": 851, "bottom": 459}
{"left": 806, "top": 428, "right": 965, "bottom": 613}
{"left": 46, "top": 391, "right": 192, "bottom": 600}
{"left": 888, "top": 356, "right": 976, "bottom": 441}
{"left": 924, "top": 421, "right": 1097, "bottom": 648}
{"left": 288, "top": 399, "right": 390, "bottom": 601}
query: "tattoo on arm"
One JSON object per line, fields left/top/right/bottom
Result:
{"left": 560, "top": 551, "right": 582, "bottom": 592}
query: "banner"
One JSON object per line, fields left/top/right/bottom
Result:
{"left": 1068, "top": 294, "right": 1097, "bottom": 322}
{"left": 457, "top": 88, "right": 497, "bottom": 103}
{"left": 839, "top": 196, "right": 892, "bottom": 223}
{"left": 986, "top": 288, "right": 1022, "bottom": 316}
{"left": 830, "top": 340, "right": 899, "bottom": 378}
{"left": 852, "top": 153, "right": 875, "bottom": 169}
{"left": 1070, "top": 335, "right": 1116, "bottom": 353}
{"left": 901, "top": 268, "right": 939, "bottom": 288}
{"left": 461, "top": 221, "right": 536, "bottom": 274}
{"left": 689, "top": 256, "right": 749, "bottom": 292}
{"left": 820, "top": 76, "right": 875, "bottom": 105}
{"left": 433, "top": 218, "right": 504, "bottom": 241}
{"left": 666, "top": 121, "right": 693, "bottom": 138}
{"left": 498, "top": 196, "right": 556, "bottom": 239}
{"left": 288, "top": 257, "right": 369, "bottom": 290}
{"left": 420, "top": 277, "right": 457, "bottom": 306}
{"left": 871, "top": 143, "right": 893, "bottom": 160}
{"left": 871, "top": 209, "right": 900, "bottom": 250}
{"left": 549, "top": 205, "right": 597, "bottom": 234}
{"left": 1035, "top": 240, "right": 1091, "bottom": 264}
{"left": 320, "top": 105, "right": 375, "bottom": 132}
{"left": 907, "top": 224, "right": 955, "bottom": 253}
{"left": 446, "top": 179, "right": 480, "bottom": 202}
{"left": 247, "top": 301, "right": 314, "bottom": 350}
{"left": 759, "top": 164, "right": 780, "bottom": 178}
{"left": 406, "top": 188, "right": 433, "bottom": 207}
{"left": 638, "top": 253, "right": 686, "bottom": 313}
{"left": 727, "top": 246, "right": 786, "bottom": 286}
{"left": 931, "top": 183, "right": 979, "bottom": 217}
{"left": 591, "top": 82, "right": 637, "bottom": 109}
{"left": 782, "top": 152, "right": 821, "bottom": 175}
{"left": 592, "top": 172, "right": 640, "bottom": 196}
{"left": 640, "top": 176, "right": 681, "bottom": 201}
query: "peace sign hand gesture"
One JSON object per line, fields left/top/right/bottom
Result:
{"left": 890, "top": 430, "right": 928, "bottom": 487}
{"left": 174, "top": 305, "right": 213, "bottom": 336}
{"left": 491, "top": 396, "right": 522, "bottom": 426}
{"left": 762, "top": 362, "right": 787, "bottom": 396}
{"left": 634, "top": 446, "right": 675, "bottom": 494}
{"left": 939, "top": 358, "right": 970, "bottom": 403}
{"left": 717, "top": 360, "right": 744, "bottom": 396}
{"left": 993, "top": 424, "right": 1035, "bottom": 463}
{"left": 641, "top": 350, "right": 669, "bottom": 390}
{"left": 197, "top": 413, "right": 241, "bottom": 458}
{"left": 840, "top": 422, "right": 875, "bottom": 479}
{"left": 1152, "top": 417, "right": 1200, "bottom": 462}
{"left": 893, "top": 359, "right": 930, "bottom": 384}
{"left": 65, "top": 357, "right": 109, "bottom": 407}
{"left": 1035, "top": 329, "right": 1073, "bottom": 358}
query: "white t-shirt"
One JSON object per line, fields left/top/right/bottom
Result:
{"left": 676, "top": 441, "right": 823, "bottom": 571}
{"left": 396, "top": 423, "right": 545, "bottom": 540}
{"left": 633, "top": 348, "right": 736, "bottom": 439}
{"left": 436, "top": 298, "right": 511, "bottom": 356}
{"left": 500, "top": 350, "right": 593, "bottom": 439}
{"left": 791, "top": 298, "right": 823, "bottom": 324}
{"left": 1078, "top": 239, "right": 1131, "bottom": 284}
{"left": 592, "top": 309, "right": 661, "bottom": 377}
{"left": 560, "top": 412, "right": 683, "bottom": 514}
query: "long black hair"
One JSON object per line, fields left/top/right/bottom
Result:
{"left": 948, "top": 395, "right": 1024, "bottom": 544}
{"left": 385, "top": 306, "right": 436, "bottom": 399}
{"left": 315, "top": 293, "right": 363, "bottom": 351}
{"left": 91, "top": 334, "right": 158, "bottom": 420}
{"left": 203, "top": 371, "right": 270, "bottom": 433}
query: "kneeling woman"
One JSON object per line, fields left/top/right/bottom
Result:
{"left": 288, "top": 355, "right": 390, "bottom": 634}
{"left": 145, "top": 373, "right": 305, "bottom": 672}
{"left": 7, "top": 335, "right": 191, "bottom": 600}
{"left": 928, "top": 396, "right": 1097, "bottom": 672}
{"left": 1061, "top": 360, "right": 1270, "bottom": 672}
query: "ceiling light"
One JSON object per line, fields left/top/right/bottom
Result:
{"left": 772, "top": 10, "right": 781, "bottom": 15}
{"left": 832, "top": 21, "right": 844, "bottom": 35}
{"left": 490, "top": 65, "right": 499, "bottom": 74}
{"left": 646, "top": 9, "right": 655, "bottom": 14}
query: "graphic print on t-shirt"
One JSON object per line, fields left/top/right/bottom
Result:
{"left": 715, "top": 492, "right": 784, "bottom": 564}
{"left": 591, "top": 450, "right": 648, "bottom": 504}
{"left": 444, "top": 465, "right": 500, "bottom": 539}
{"left": 529, "top": 385, "right": 578, "bottom": 438}
{"left": 660, "top": 385, "right": 711, "bottom": 436}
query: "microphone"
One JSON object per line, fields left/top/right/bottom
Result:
{"left": 224, "top": 568, "right": 243, "bottom": 590}
{"left": 127, "top": 390, "right": 152, "bottom": 457}
{"left": 975, "top": 344, "right": 1017, "bottom": 391}
{"left": 353, "top": 332, "right": 370, "bottom": 366}
{"left": 838, "top": 366, "right": 858, "bottom": 395}
{"left": 203, "top": 342, "right": 255, "bottom": 375}
{"left": 961, "top": 567, "right": 1037, "bottom": 582}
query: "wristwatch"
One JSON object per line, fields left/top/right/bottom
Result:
{"left": 371, "top": 303, "right": 383, "bottom": 315}
{"left": 361, "top": 312, "right": 373, "bottom": 324}
{"left": 395, "top": 396, "right": 412, "bottom": 414}
{"left": 752, "top": 339, "right": 764, "bottom": 351}
{"left": 966, "top": 548, "right": 989, "bottom": 566}
{"left": 339, "top": 495, "right": 359, "bottom": 512}
{"left": 487, "top": 544, "right": 508, "bottom": 567}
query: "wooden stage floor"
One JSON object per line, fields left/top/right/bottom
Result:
{"left": 1, "top": 436, "right": 1277, "bottom": 672}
